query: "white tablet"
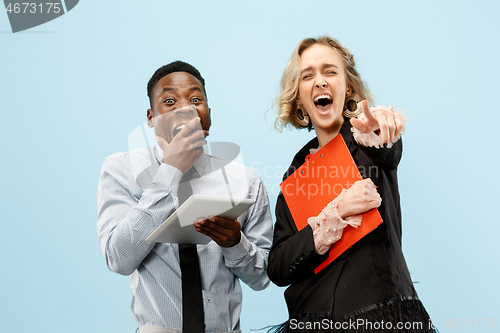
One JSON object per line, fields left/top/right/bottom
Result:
{"left": 146, "top": 194, "right": 256, "bottom": 245}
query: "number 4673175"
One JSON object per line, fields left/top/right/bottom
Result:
{"left": 5, "top": 3, "right": 61, "bottom": 14}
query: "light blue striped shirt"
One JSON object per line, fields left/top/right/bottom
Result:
{"left": 97, "top": 146, "right": 273, "bottom": 332}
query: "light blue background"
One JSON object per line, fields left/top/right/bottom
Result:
{"left": 1, "top": 1, "right": 499, "bottom": 332}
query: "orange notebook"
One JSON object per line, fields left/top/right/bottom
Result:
{"left": 280, "top": 134, "right": 383, "bottom": 273}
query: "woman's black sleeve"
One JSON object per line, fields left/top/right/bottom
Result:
{"left": 356, "top": 138, "right": 403, "bottom": 170}
{"left": 267, "top": 192, "right": 327, "bottom": 287}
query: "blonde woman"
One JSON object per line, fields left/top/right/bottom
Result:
{"left": 267, "top": 36, "right": 436, "bottom": 332}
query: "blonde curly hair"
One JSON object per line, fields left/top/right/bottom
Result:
{"left": 275, "top": 36, "right": 374, "bottom": 131}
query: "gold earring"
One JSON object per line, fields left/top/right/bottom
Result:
{"left": 296, "top": 104, "right": 309, "bottom": 126}
{"left": 343, "top": 93, "right": 362, "bottom": 118}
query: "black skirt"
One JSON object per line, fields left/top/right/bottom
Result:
{"left": 269, "top": 296, "right": 437, "bottom": 333}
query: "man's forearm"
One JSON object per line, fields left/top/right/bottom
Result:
{"left": 97, "top": 156, "right": 181, "bottom": 275}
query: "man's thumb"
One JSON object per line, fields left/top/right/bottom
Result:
{"left": 156, "top": 136, "right": 168, "bottom": 149}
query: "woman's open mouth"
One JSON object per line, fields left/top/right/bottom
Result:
{"left": 314, "top": 94, "right": 332, "bottom": 112}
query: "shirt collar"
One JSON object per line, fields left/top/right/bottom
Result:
{"left": 154, "top": 145, "right": 209, "bottom": 175}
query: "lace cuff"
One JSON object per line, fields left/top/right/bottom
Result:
{"left": 351, "top": 106, "right": 408, "bottom": 148}
{"left": 307, "top": 189, "right": 362, "bottom": 255}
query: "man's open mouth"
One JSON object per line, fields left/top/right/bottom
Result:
{"left": 172, "top": 124, "right": 186, "bottom": 138}
{"left": 314, "top": 94, "right": 332, "bottom": 111}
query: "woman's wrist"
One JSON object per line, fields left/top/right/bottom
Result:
{"left": 336, "top": 198, "right": 348, "bottom": 219}
{"left": 307, "top": 189, "right": 363, "bottom": 255}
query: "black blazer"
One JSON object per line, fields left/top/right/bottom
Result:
{"left": 267, "top": 118, "right": 418, "bottom": 319}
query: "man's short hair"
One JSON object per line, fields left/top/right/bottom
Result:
{"left": 147, "top": 60, "right": 207, "bottom": 103}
